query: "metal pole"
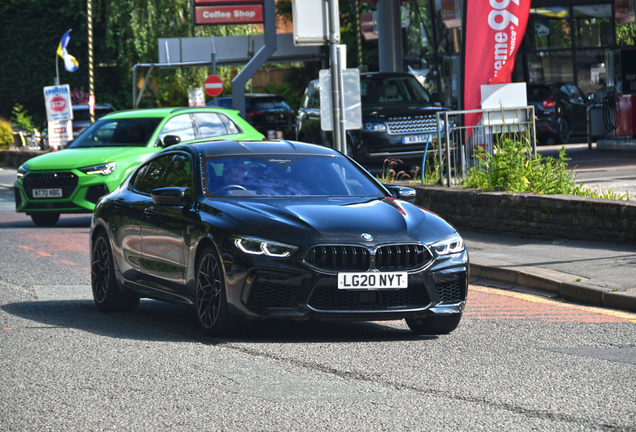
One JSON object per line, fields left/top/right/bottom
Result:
{"left": 211, "top": 39, "right": 218, "bottom": 106}
{"left": 87, "top": 0, "right": 95, "bottom": 123}
{"left": 329, "top": 0, "right": 342, "bottom": 152}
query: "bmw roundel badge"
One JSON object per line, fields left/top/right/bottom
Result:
{"left": 361, "top": 233, "right": 373, "bottom": 241}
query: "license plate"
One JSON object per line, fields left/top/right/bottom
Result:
{"left": 338, "top": 272, "right": 408, "bottom": 290}
{"left": 32, "top": 188, "right": 63, "bottom": 198}
{"left": 402, "top": 134, "right": 431, "bottom": 144}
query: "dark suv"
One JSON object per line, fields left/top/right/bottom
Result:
{"left": 296, "top": 72, "right": 446, "bottom": 165}
{"left": 527, "top": 83, "right": 591, "bottom": 145}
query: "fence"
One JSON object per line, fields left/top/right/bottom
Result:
{"left": 429, "top": 106, "right": 536, "bottom": 187}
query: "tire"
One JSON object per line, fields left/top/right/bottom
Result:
{"left": 91, "top": 231, "right": 139, "bottom": 312}
{"left": 195, "top": 246, "right": 240, "bottom": 336}
{"left": 555, "top": 119, "right": 570, "bottom": 144}
{"left": 31, "top": 212, "right": 60, "bottom": 227}
{"left": 406, "top": 313, "right": 462, "bottom": 335}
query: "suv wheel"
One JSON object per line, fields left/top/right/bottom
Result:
{"left": 555, "top": 119, "right": 570, "bottom": 144}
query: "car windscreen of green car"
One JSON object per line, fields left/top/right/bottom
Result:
{"left": 14, "top": 107, "right": 265, "bottom": 226}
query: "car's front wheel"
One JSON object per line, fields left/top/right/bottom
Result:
{"left": 555, "top": 119, "right": 570, "bottom": 144}
{"left": 91, "top": 231, "right": 139, "bottom": 312}
{"left": 30, "top": 212, "right": 60, "bottom": 227}
{"left": 405, "top": 313, "right": 462, "bottom": 335}
{"left": 195, "top": 246, "right": 240, "bottom": 336}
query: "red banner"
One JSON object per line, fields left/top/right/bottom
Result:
{"left": 463, "top": 0, "right": 531, "bottom": 130}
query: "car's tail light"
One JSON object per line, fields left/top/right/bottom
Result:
{"left": 246, "top": 111, "right": 264, "bottom": 120}
{"left": 542, "top": 96, "right": 556, "bottom": 108}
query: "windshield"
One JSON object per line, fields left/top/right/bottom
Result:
{"left": 68, "top": 118, "right": 162, "bottom": 148}
{"left": 360, "top": 76, "right": 430, "bottom": 105}
{"left": 203, "top": 154, "right": 385, "bottom": 198}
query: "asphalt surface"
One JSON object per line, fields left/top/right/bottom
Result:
{"left": 2, "top": 157, "right": 635, "bottom": 314}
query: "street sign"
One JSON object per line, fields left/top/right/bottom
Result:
{"left": 194, "top": 4, "right": 263, "bottom": 25}
{"left": 204, "top": 75, "right": 223, "bottom": 97}
{"left": 43, "top": 85, "right": 73, "bottom": 122}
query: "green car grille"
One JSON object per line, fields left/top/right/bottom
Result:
{"left": 23, "top": 172, "right": 78, "bottom": 199}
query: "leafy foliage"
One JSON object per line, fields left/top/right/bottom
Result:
{"left": 11, "top": 105, "right": 35, "bottom": 135}
{"left": 464, "top": 136, "right": 632, "bottom": 201}
{"left": 0, "top": 119, "right": 14, "bottom": 149}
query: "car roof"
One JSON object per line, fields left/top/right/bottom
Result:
{"left": 174, "top": 139, "right": 341, "bottom": 158}
{"left": 100, "top": 106, "right": 237, "bottom": 119}
{"left": 73, "top": 103, "right": 114, "bottom": 110}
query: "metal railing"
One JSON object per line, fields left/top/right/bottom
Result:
{"left": 431, "top": 106, "right": 536, "bottom": 187}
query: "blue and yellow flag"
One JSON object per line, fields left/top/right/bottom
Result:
{"left": 57, "top": 30, "right": 79, "bottom": 72}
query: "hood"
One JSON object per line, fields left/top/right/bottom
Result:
{"left": 203, "top": 196, "right": 455, "bottom": 246}
{"left": 362, "top": 103, "right": 445, "bottom": 120}
{"left": 22, "top": 147, "right": 155, "bottom": 171}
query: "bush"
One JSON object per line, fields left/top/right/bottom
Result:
{"left": 0, "top": 119, "right": 13, "bottom": 149}
{"left": 464, "top": 136, "right": 632, "bottom": 200}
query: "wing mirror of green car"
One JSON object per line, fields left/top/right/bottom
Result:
{"left": 162, "top": 135, "right": 181, "bottom": 147}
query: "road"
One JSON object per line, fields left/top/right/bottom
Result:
{"left": 1, "top": 180, "right": 635, "bottom": 430}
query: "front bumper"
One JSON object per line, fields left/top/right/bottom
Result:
{"left": 15, "top": 170, "right": 113, "bottom": 214}
{"left": 224, "top": 249, "right": 469, "bottom": 321}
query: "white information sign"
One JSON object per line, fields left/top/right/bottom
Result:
{"left": 47, "top": 120, "right": 73, "bottom": 150}
{"left": 43, "top": 85, "right": 73, "bottom": 122}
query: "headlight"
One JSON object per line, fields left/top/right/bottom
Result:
{"left": 17, "top": 166, "right": 28, "bottom": 178}
{"left": 431, "top": 233, "right": 464, "bottom": 256}
{"left": 233, "top": 235, "right": 297, "bottom": 258}
{"left": 361, "top": 122, "right": 387, "bottom": 133}
{"left": 79, "top": 162, "right": 116, "bottom": 176}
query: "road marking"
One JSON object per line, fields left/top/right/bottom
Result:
{"left": 467, "top": 285, "right": 636, "bottom": 323}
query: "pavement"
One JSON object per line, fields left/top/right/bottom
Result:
{"left": 1, "top": 165, "right": 635, "bottom": 314}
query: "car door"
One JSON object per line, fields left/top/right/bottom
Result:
{"left": 297, "top": 81, "right": 331, "bottom": 146}
{"left": 140, "top": 152, "right": 193, "bottom": 291}
{"left": 566, "top": 84, "right": 590, "bottom": 134}
{"left": 156, "top": 113, "right": 197, "bottom": 146}
{"left": 111, "top": 163, "right": 151, "bottom": 281}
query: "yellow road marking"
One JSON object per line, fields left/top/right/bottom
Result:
{"left": 470, "top": 285, "right": 636, "bottom": 321}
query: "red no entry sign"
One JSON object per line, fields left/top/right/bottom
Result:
{"left": 204, "top": 75, "right": 223, "bottom": 97}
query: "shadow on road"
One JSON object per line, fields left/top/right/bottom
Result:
{"left": 1, "top": 298, "right": 432, "bottom": 344}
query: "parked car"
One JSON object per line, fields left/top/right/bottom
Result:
{"left": 14, "top": 107, "right": 265, "bottom": 226}
{"left": 527, "top": 82, "right": 591, "bottom": 145}
{"left": 208, "top": 94, "right": 295, "bottom": 139}
{"left": 89, "top": 139, "right": 468, "bottom": 336}
{"left": 296, "top": 72, "right": 447, "bottom": 165}
{"left": 72, "top": 103, "right": 116, "bottom": 138}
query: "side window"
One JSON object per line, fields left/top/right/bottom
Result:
{"left": 131, "top": 164, "right": 150, "bottom": 191}
{"left": 193, "top": 113, "right": 229, "bottom": 138}
{"left": 218, "top": 114, "right": 241, "bottom": 134}
{"left": 567, "top": 84, "right": 584, "bottom": 100}
{"left": 559, "top": 85, "right": 571, "bottom": 98}
{"left": 163, "top": 154, "right": 193, "bottom": 189}
{"left": 136, "top": 155, "right": 173, "bottom": 194}
{"left": 158, "top": 114, "right": 196, "bottom": 145}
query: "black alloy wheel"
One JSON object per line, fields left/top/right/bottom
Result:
{"left": 405, "top": 313, "right": 462, "bottom": 335}
{"left": 195, "top": 246, "right": 238, "bottom": 336}
{"left": 555, "top": 119, "right": 570, "bottom": 144}
{"left": 30, "top": 212, "right": 60, "bottom": 227}
{"left": 91, "top": 231, "right": 139, "bottom": 312}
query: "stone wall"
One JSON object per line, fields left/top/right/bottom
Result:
{"left": 412, "top": 185, "right": 636, "bottom": 244}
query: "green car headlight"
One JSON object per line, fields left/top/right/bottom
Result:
{"left": 431, "top": 233, "right": 464, "bottom": 256}
{"left": 79, "top": 162, "right": 117, "bottom": 176}
{"left": 17, "top": 166, "right": 28, "bottom": 178}
{"left": 233, "top": 235, "right": 297, "bottom": 258}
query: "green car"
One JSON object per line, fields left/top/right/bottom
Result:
{"left": 15, "top": 107, "right": 265, "bottom": 226}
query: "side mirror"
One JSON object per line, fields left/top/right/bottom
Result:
{"left": 385, "top": 185, "right": 416, "bottom": 203}
{"left": 151, "top": 187, "right": 189, "bottom": 206}
{"left": 430, "top": 91, "right": 443, "bottom": 106}
{"left": 588, "top": 93, "right": 595, "bottom": 101}
{"left": 162, "top": 135, "right": 181, "bottom": 147}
